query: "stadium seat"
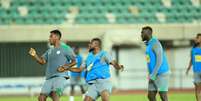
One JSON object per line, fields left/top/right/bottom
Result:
{"left": 0, "top": 0, "right": 200, "bottom": 24}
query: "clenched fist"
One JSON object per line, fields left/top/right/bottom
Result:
{"left": 57, "top": 66, "right": 68, "bottom": 72}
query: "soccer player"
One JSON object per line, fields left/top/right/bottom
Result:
{"left": 58, "top": 38, "right": 124, "bottom": 101}
{"left": 186, "top": 33, "right": 201, "bottom": 101}
{"left": 69, "top": 46, "right": 86, "bottom": 101}
{"left": 141, "top": 26, "right": 170, "bottom": 101}
{"left": 28, "top": 30, "right": 76, "bottom": 101}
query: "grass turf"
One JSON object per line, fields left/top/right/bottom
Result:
{"left": 0, "top": 93, "right": 194, "bottom": 101}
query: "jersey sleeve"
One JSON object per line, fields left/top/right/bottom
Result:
{"left": 66, "top": 48, "right": 76, "bottom": 60}
{"left": 61, "top": 43, "right": 76, "bottom": 61}
{"left": 103, "top": 52, "right": 113, "bottom": 64}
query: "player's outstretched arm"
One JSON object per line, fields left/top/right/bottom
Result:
{"left": 110, "top": 60, "right": 124, "bottom": 71}
{"left": 28, "top": 48, "right": 46, "bottom": 65}
{"left": 186, "top": 57, "right": 192, "bottom": 75}
{"left": 57, "top": 66, "right": 84, "bottom": 72}
{"left": 63, "top": 59, "right": 77, "bottom": 69}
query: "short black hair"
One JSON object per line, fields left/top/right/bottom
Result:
{"left": 196, "top": 33, "right": 201, "bottom": 38}
{"left": 193, "top": 33, "right": 201, "bottom": 47}
{"left": 91, "top": 38, "right": 102, "bottom": 47}
{"left": 142, "top": 26, "right": 153, "bottom": 35}
{"left": 50, "top": 29, "right": 62, "bottom": 39}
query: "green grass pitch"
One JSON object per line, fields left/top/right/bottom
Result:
{"left": 0, "top": 93, "right": 194, "bottom": 101}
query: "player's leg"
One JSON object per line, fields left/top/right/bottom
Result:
{"left": 38, "top": 94, "right": 47, "bottom": 101}
{"left": 148, "top": 80, "right": 157, "bottom": 101}
{"left": 70, "top": 77, "right": 78, "bottom": 101}
{"left": 159, "top": 91, "right": 168, "bottom": 101}
{"left": 147, "top": 91, "right": 157, "bottom": 101}
{"left": 79, "top": 77, "right": 86, "bottom": 99}
{"left": 39, "top": 79, "right": 52, "bottom": 101}
{"left": 70, "top": 85, "right": 75, "bottom": 101}
{"left": 194, "top": 73, "right": 201, "bottom": 101}
{"left": 52, "top": 77, "right": 67, "bottom": 101}
{"left": 98, "top": 79, "right": 112, "bottom": 101}
{"left": 79, "top": 85, "right": 86, "bottom": 100}
{"left": 197, "top": 84, "right": 201, "bottom": 101}
{"left": 50, "top": 91, "right": 59, "bottom": 101}
{"left": 157, "top": 73, "right": 169, "bottom": 101}
{"left": 80, "top": 85, "right": 86, "bottom": 94}
{"left": 84, "top": 96, "right": 94, "bottom": 101}
{"left": 194, "top": 83, "right": 201, "bottom": 101}
{"left": 100, "top": 90, "right": 110, "bottom": 101}
{"left": 85, "top": 83, "right": 99, "bottom": 101}
{"left": 70, "top": 85, "right": 75, "bottom": 95}
{"left": 80, "top": 78, "right": 86, "bottom": 93}
{"left": 195, "top": 83, "right": 199, "bottom": 101}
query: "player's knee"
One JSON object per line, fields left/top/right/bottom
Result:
{"left": 80, "top": 86, "right": 86, "bottom": 93}
{"left": 38, "top": 95, "right": 46, "bottom": 101}
{"left": 84, "top": 96, "right": 93, "bottom": 101}
{"left": 50, "top": 91, "right": 57, "bottom": 97}
{"left": 101, "top": 97, "right": 109, "bottom": 101}
{"left": 159, "top": 91, "right": 168, "bottom": 101}
{"left": 38, "top": 96, "right": 41, "bottom": 101}
{"left": 147, "top": 92, "right": 156, "bottom": 101}
{"left": 147, "top": 93, "right": 153, "bottom": 99}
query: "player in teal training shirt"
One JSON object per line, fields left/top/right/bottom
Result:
{"left": 29, "top": 30, "right": 76, "bottom": 101}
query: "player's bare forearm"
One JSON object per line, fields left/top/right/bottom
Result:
{"left": 187, "top": 58, "right": 192, "bottom": 69}
{"left": 28, "top": 48, "right": 46, "bottom": 65}
{"left": 69, "top": 67, "right": 83, "bottom": 72}
{"left": 63, "top": 59, "right": 76, "bottom": 68}
{"left": 186, "top": 58, "right": 192, "bottom": 75}
{"left": 32, "top": 54, "right": 46, "bottom": 65}
{"left": 57, "top": 66, "right": 83, "bottom": 72}
{"left": 110, "top": 60, "right": 124, "bottom": 71}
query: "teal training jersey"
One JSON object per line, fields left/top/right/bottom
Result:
{"left": 42, "top": 42, "right": 75, "bottom": 79}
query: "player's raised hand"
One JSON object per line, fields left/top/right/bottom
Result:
{"left": 119, "top": 65, "right": 124, "bottom": 72}
{"left": 29, "top": 48, "right": 36, "bottom": 57}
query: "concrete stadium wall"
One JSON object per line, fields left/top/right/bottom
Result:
{"left": 0, "top": 23, "right": 200, "bottom": 42}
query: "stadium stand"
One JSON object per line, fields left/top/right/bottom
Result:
{"left": 0, "top": 0, "right": 200, "bottom": 24}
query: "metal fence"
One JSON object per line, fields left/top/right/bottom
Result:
{"left": 0, "top": 42, "right": 47, "bottom": 77}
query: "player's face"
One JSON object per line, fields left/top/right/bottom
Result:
{"left": 89, "top": 41, "right": 98, "bottom": 52}
{"left": 141, "top": 30, "right": 149, "bottom": 42}
{"left": 49, "top": 33, "right": 58, "bottom": 45}
{"left": 196, "top": 36, "right": 201, "bottom": 44}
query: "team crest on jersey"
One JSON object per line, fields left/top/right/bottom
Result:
{"left": 56, "top": 50, "right": 61, "bottom": 55}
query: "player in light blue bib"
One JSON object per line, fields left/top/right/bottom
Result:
{"left": 186, "top": 33, "right": 201, "bottom": 101}
{"left": 29, "top": 30, "right": 76, "bottom": 101}
{"left": 141, "top": 26, "right": 170, "bottom": 101}
{"left": 58, "top": 38, "right": 124, "bottom": 101}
